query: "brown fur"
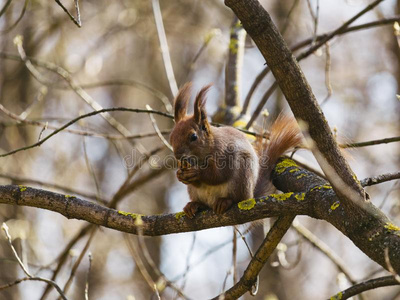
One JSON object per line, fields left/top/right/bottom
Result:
{"left": 170, "top": 84, "right": 302, "bottom": 218}
{"left": 254, "top": 115, "right": 303, "bottom": 197}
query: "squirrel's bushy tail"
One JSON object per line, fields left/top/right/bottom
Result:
{"left": 254, "top": 115, "right": 302, "bottom": 198}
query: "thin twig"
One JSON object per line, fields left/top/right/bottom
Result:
{"left": 0, "top": 107, "right": 172, "bottom": 158}
{"left": 136, "top": 220, "right": 188, "bottom": 299}
{"left": 0, "top": 102, "right": 171, "bottom": 139}
{"left": 20, "top": 86, "right": 48, "bottom": 120}
{"left": 179, "top": 233, "right": 196, "bottom": 293}
{"left": 328, "top": 276, "right": 400, "bottom": 300}
{"left": 182, "top": 29, "right": 220, "bottom": 82}
{"left": 151, "top": 0, "right": 178, "bottom": 97}
{"left": 384, "top": 248, "right": 400, "bottom": 283}
{"left": 61, "top": 227, "right": 97, "bottom": 298}
{"left": 246, "top": 0, "right": 385, "bottom": 126}
{"left": 2, "top": 223, "right": 30, "bottom": 276}
{"left": 172, "top": 235, "right": 242, "bottom": 282}
{"left": 275, "top": 240, "right": 303, "bottom": 270}
{"left": 242, "top": 0, "right": 300, "bottom": 114}
{"left": 39, "top": 162, "right": 165, "bottom": 299}
{"left": 54, "top": 0, "right": 81, "bottom": 27}
{"left": 84, "top": 253, "right": 92, "bottom": 300}
{"left": 341, "top": 136, "right": 400, "bottom": 148}
{"left": 213, "top": 216, "right": 295, "bottom": 300}
{"left": 0, "top": 0, "right": 13, "bottom": 18}
{"left": 0, "top": 104, "right": 268, "bottom": 157}
{"left": 320, "top": 42, "right": 332, "bottom": 105}
{"left": 146, "top": 104, "right": 173, "bottom": 151}
{"left": 60, "top": 79, "right": 172, "bottom": 113}
{"left": 298, "top": 0, "right": 386, "bottom": 61}
{"left": 12, "top": 38, "right": 148, "bottom": 154}
{"left": 244, "top": 12, "right": 398, "bottom": 123}
{"left": 293, "top": 220, "right": 356, "bottom": 284}
{"left": 124, "top": 233, "right": 156, "bottom": 290}
{"left": 232, "top": 228, "right": 238, "bottom": 284}
{"left": 246, "top": 81, "right": 278, "bottom": 129}
{"left": 0, "top": 0, "right": 29, "bottom": 33}
{"left": 1, "top": 223, "right": 68, "bottom": 299}
{"left": 82, "top": 137, "right": 102, "bottom": 200}
{"left": 361, "top": 171, "right": 400, "bottom": 187}
{"left": 378, "top": 181, "right": 399, "bottom": 209}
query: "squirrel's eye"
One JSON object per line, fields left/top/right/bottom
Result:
{"left": 190, "top": 133, "right": 198, "bottom": 142}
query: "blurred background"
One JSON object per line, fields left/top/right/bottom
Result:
{"left": 0, "top": 0, "right": 399, "bottom": 299}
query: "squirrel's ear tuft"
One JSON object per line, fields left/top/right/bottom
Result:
{"left": 174, "top": 83, "right": 192, "bottom": 123}
{"left": 194, "top": 84, "right": 212, "bottom": 125}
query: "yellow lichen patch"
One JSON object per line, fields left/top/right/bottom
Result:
{"left": 289, "top": 168, "right": 300, "bottom": 173}
{"left": 352, "top": 174, "right": 361, "bottom": 184}
{"left": 369, "top": 231, "right": 380, "bottom": 241}
{"left": 311, "top": 184, "right": 332, "bottom": 192}
{"left": 270, "top": 192, "right": 294, "bottom": 201}
{"left": 232, "top": 119, "right": 247, "bottom": 129}
{"left": 118, "top": 210, "right": 141, "bottom": 219}
{"left": 229, "top": 38, "right": 238, "bottom": 54}
{"left": 330, "top": 292, "right": 343, "bottom": 300}
{"left": 330, "top": 201, "right": 340, "bottom": 211}
{"left": 275, "top": 159, "right": 298, "bottom": 175}
{"left": 384, "top": 223, "right": 400, "bottom": 232}
{"left": 296, "top": 173, "right": 307, "bottom": 179}
{"left": 65, "top": 195, "right": 76, "bottom": 199}
{"left": 18, "top": 185, "right": 27, "bottom": 192}
{"left": 295, "top": 193, "right": 305, "bottom": 201}
{"left": 238, "top": 198, "right": 256, "bottom": 210}
{"left": 175, "top": 211, "right": 186, "bottom": 220}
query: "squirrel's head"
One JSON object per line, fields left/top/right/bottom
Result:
{"left": 169, "top": 83, "right": 213, "bottom": 162}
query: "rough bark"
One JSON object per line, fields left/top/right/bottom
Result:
{"left": 1, "top": 158, "right": 399, "bottom": 272}
{"left": 224, "top": 0, "right": 365, "bottom": 201}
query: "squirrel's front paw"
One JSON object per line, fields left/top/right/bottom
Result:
{"left": 177, "top": 168, "right": 200, "bottom": 184}
{"left": 213, "top": 198, "right": 233, "bottom": 214}
{"left": 183, "top": 201, "right": 205, "bottom": 219}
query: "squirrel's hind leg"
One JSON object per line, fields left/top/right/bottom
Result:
{"left": 183, "top": 201, "right": 208, "bottom": 219}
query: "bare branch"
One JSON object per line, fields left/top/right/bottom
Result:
{"left": 151, "top": 0, "right": 178, "bottom": 97}
{"left": 61, "top": 227, "right": 97, "bottom": 297}
{"left": 329, "top": 276, "right": 400, "bottom": 300}
{"left": 361, "top": 171, "right": 400, "bottom": 187}
{"left": 54, "top": 0, "right": 81, "bottom": 27}
{"left": 244, "top": 13, "right": 400, "bottom": 123}
{"left": 146, "top": 104, "right": 173, "bottom": 151}
{"left": 341, "top": 136, "right": 400, "bottom": 148}
{"left": 1, "top": 223, "right": 68, "bottom": 299}
{"left": 293, "top": 221, "right": 356, "bottom": 284}
{"left": 0, "top": 0, "right": 13, "bottom": 18}
{"left": 0, "top": 0, "right": 29, "bottom": 33}
{"left": 213, "top": 216, "right": 295, "bottom": 299}
{"left": 0, "top": 107, "right": 172, "bottom": 158}
{"left": 226, "top": 0, "right": 366, "bottom": 202}
{"left": 84, "top": 253, "right": 92, "bottom": 300}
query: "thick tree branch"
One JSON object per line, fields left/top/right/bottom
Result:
{"left": 0, "top": 184, "right": 308, "bottom": 236}
{"left": 213, "top": 215, "right": 295, "bottom": 300}
{"left": 225, "top": 0, "right": 366, "bottom": 201}
{"left": 1, "top": 159, "right": 400, "bottom": 274}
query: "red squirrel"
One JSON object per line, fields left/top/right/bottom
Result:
{"left": 169, "top": 83, "right": 302, "bottom": 218}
